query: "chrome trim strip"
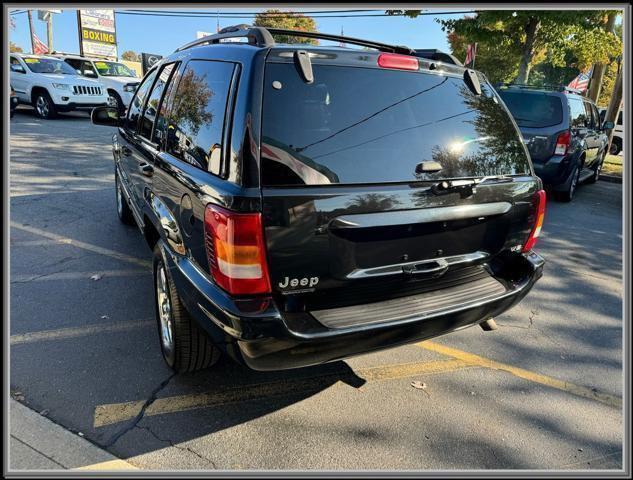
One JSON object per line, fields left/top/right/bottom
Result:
{"left": 347, "top": 251, "right": 488, "bottom": 279}
{"left": 330, "top": 202, "right": 512, "bottom": 229}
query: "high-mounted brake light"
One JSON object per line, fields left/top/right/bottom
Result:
{"left": 554, "top": 130, "right": 570, "bottom": 156}
{"left": 377, "top": 53, "right": 419, "bottom": 71}
{"left": 204, "top": 205, "right": 271, "bottom": 295}
{"left": 522, "top": 190, "right": 546, "bottom": 253}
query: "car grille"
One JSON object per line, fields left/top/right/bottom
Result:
{"left": 72, "top": 85, "right": 103, "bottom": 96}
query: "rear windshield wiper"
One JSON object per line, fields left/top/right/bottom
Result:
{"left": 431, "top": 175, "right": 514, "bottom": 198}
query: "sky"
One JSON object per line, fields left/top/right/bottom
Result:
{"left": 8, "top": 8, "right": 471, "bottom": 58}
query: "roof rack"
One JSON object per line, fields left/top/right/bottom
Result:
{"left": 175, "top": 24, "right": 415, "bottom": 55}
{"left": 496, "top": 83, "right": 583, "bottom": 94}
{"left": 413, "top": 49, "right": 463, "bottom": 66}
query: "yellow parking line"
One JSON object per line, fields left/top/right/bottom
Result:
{"left": 418, "top": 341, "right": 622, "bottom": 409}
{"left": 74, "top": 459, "right": 138, "bottom": 470}
{"left": 10, "top": 222, "right": 151, "bottom": 268}
{"left": 11, "top": 319, "right": 154, "bottom": 346}
{"left": 93, "top": 358, "right": 474, "bottom": 427}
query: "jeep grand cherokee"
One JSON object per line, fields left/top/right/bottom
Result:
{"left": 91, "top": 26, "right": 545, "bottom": 372}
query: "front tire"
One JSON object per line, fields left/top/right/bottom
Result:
{"left": 107, "top": 91, "right": 124, "bottom": 115}
{"left": 587, "top": 152, "right": 604, "bottom": 184}
{"left": 153, "top": 241, "right": 220, "bottom": 372}
{"left": 33, "top": 91, "right": 57, "bottom": 119}
{"left": 609, "top": 138, "right": 621, "bottom": 156}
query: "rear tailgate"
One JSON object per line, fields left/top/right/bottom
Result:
{"left": 260, "top": 51, "right": 540, "bottom": 314}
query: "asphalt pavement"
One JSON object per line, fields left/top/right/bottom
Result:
{"left": 9, "top": 106, "right": 624, "bottom": 471}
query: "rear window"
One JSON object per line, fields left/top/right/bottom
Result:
{"left": 498, "top": 91, "right": 563, "bottom": 128}
{"left": 261, "top": 64, "right": 530, "bottom": 186}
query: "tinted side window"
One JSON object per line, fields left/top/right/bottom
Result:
{"left": 617, "top": 111, "right": 622, "bottom": 125}
{"left": 139, "top": 63, "right": 176, "bottom": 140}
{"left": 569, "top": 98, "right": 589, "bottom": 128}
{"left": 65, "top": 58, "right": 82, "bottom": 72}
{"left": 165, "top": 60, "right": 234, "bottom": 173}
{"left": 125, "top": 69, "right": 158, "bottom": 132}
{"left": 590, "top": 104, "right": 600, "bottom": 129}
{"left": 583, "top": 101, "right": 596, "bottom": 128}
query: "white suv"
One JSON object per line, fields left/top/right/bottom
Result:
{"left": 53, "top": 54, "right": 140, "bottom": 113}
{"left": 10, "top": 53, "right": 109, "bottom": 119}
{"left": 599, "top": 107, "right": 623, "bottom": 155}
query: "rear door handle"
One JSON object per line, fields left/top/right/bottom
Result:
{"left": 139, "top": 162, "right": 154, "bottom": 177}
{"left": 121, "top": 146, "right": 132, "bottom": 156}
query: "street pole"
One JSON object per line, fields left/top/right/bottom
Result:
{"left": 46, "top": 12, "right": 53, "bottom": 52}
{"left": 27, "top": 10, "right": 35, "bottom": 53}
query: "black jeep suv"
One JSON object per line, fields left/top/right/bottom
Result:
{"left": 92, "top": 26, "right": 545, "bottom": 372}
{"left": 497, "top": 84, "right": 611, "bottom": 202}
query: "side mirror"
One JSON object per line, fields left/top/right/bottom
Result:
{"left": 602, "top": 121, "right": 615, "bottom": 130}
{"left": 11, "top": 64, "right": 26, "bottom": 74}
{"left": 91, "top": 106, "right": 121, "bottom": 127}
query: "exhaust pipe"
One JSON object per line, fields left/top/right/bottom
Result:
{"left": 479, "top": 318, "right": 498, "bottom": 331}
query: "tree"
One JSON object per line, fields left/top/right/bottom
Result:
{"left": 10, "top": 41, "right": 23, "bottom": 53}
{"left": 391, "top": 10, "right": 621, "bottom": 84}
{"left": 121, "top": 50, "right": 140, "bottom": 62}
{"left": 253, "top": 9, "right": 318, "bottom": 45}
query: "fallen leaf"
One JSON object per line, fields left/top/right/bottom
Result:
{"left": 39, "top": 409, "right": 49, "bottom": 416}
{"left": 78, "top": 432, "right": 84, "bottom": 437}
{"left": 411, "top": 381, "right": 427, "bottom": 390}
{"left": 90, "top": 274, "right": 102, "bottom": 281}
{"left": 100, "top": 315, "right": 109, "bottom": 319}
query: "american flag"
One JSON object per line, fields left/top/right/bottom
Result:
{"left": 567, "top": 68, "right": 592, "bottom": 92}
{"left": 464, "top": 43, "right": 477, "bottom": 67}
{"left": 32, "top": 32, "right": 48, "bottom": 55}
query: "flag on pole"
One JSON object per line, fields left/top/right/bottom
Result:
{"left": 464, "top": 43, "right": 477, "bottom": 67}
{"left": 32, "top": 32, "right": 48, "bottom": 54}
{"left": 567, "top": 68, "right": 592, "bottom": 92}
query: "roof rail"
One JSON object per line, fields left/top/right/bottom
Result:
{"left": 175, "top": 25, "right": 274, "bottom": 52}
{"left": 175, "top": 24, "right": 415, "bottom": 56}
{"left": 266, "top": 28, "right": 415, "bottom": 55}
{"left": 413, "top": 49, "right": 463, "bottom": 66}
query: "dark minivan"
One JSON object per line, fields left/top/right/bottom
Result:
{"left": 92, "top": 26, "right": 545, "bottom": 372}
{"left": 497, "top": 85, "right": 611, "bottom": 202}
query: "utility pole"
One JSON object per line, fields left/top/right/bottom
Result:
{"left": 27, "top": 10, "right": 35, "bottom": 53}
{"left": 46, "top": 12, "right": 53, "bottom": 52}
{"left": 587, "top": 12, "right": 617, "bottom": 103}
{"left": 603, "top": 57, "right": 622, "bottom": 155}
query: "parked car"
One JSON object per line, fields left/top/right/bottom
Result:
{"left": 10, "top": 53, "right": 109, "bottom": 119}
{"left": 10, "top": 85, "right": 18, "bottom": 118}
{"left": 497, "top": 84, "right": 611, "bottom": 202}
{"left": 92, "top": 26, "right": 545, "bottom": 373}
{"left": 599, "top": 107, "right": 623, "bottom": 155}
{"left": 50, "top": 53, "right": 140, "bottom": 113}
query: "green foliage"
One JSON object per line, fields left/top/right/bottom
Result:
{"left": 10, "top": 41, "right": 23, "bottom": 53}
{"left": 254, "top": 10, "right": 318, "bottom": 45}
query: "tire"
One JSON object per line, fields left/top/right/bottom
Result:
{"left": 587, "top": 152, "right": 604, "bottom": 184}
{"left": 609, "top": 138, "right": 621, "bottom": 156}
{"left": 33, "top": 91, "right": 57, "bottom": 119}
{"left": 153, "top": 241, "right": 220, "bottom": 372}
{"left": 115, "top": 170, "right": 136, "bottom": 225}
{"left": 107, "top": 90, "right": 124, "bottom": 115}
{"left": 556, "top": 165, "right": 579, "bottom": 202}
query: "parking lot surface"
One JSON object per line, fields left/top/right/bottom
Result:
{"left": 10, "top": 107, "right": 623, "bottom": 470}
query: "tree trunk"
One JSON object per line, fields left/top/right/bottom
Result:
{"left": 587, "top": 13, "right": 617, "bottom": 102}
{"left": 515, "top": 17, "right": 541, "bottom": 84}
{"left": 603, "top": 64, "right": 622, "bottom": 154}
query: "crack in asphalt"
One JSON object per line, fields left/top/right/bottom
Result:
{"left": 136, "top": 424, "right": 218, "bottom": 469}
{"left": 10, "top": 255, "right": 92, "bottom": 284}
{"left": 103, "top": 373, "right": 176, "bottom": 448}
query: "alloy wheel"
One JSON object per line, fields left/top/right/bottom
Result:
{"left": 156, "top": 263, "right": 174, "bottom": 360}
{"left": 36, "top": 96, "right": 49, "bottom": 118}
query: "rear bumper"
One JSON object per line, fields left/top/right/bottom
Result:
{"left": 533, "top": 155, "right": 575, "bottom": 187}
{"left": 165, "top": 249, "right": 544, "bottom": 371}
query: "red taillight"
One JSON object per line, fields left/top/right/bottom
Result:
{"left": 377, "top": 53, "right": 419, "bottom": 71}
{"left": 204, "top": 204, "right": 271, "bottom": 295}
{"left": 522, "top": 190, "right": 546, "bottom": 253}
{"left": 554, "top": 130, "right": 570, "bottom": 156}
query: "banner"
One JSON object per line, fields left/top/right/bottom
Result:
{"left": 141, "top": 53, "right": 163, "bottom": 76}
{"left": 77, "top": 9, "right": 117, "bottom": 60}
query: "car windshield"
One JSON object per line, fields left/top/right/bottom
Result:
{"left": 261, "top": 64, "right": 530, "bottom": 186}
{"left": 23, "top": 57, "right": 78, "bottom": 75}
{"left": 93, "top": 61, "right": 137, "bottom": 77}
{"left": 498, "top": 90, "right": 564, "bottom": 128}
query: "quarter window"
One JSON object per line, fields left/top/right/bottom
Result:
{"left": 139, "top": 63, "right": 176, "bottom": 140}
{"left": 164, "top": 60, "right": 235, "bottom": 174}
{"left": 569, "top": 98, "right": 589, "bottom": 128}
{"left": 125, "top": 69, "right": 158, "bottom": 132}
